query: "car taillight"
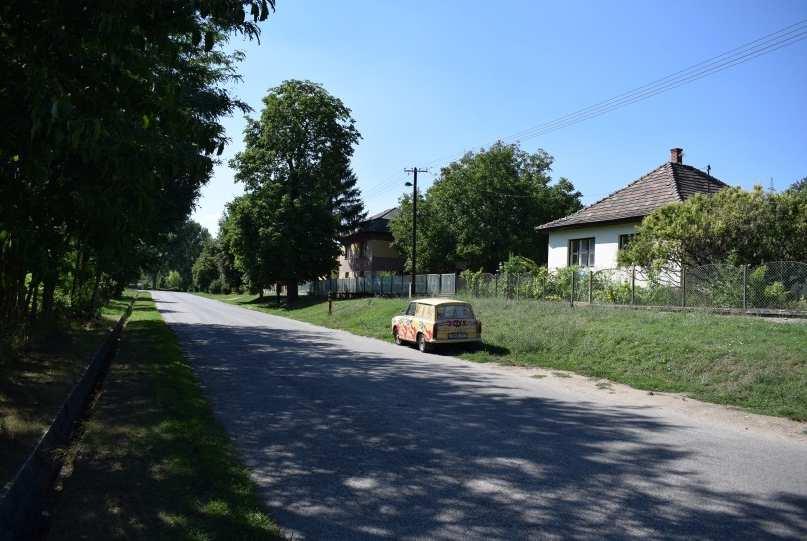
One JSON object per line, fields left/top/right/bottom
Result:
{"left": 476, "top": 320, "right": 482, "bottom": 334}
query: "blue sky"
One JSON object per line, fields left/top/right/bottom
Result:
{"left": 193, "top": 0, "right": 807, "bottom": 234}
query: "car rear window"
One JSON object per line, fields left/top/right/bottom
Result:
{"left": 437, "top": 304, "right": 474, "bottom": 320}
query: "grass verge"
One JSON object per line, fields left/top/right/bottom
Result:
{"left": 0, "top": 293, "right": 135, "bottom": 489}
{"left": 197, "top": 292, "right": 807, "bottom": 421}
{"left": 47, "top": 292, "right": 280, "bottom": 540}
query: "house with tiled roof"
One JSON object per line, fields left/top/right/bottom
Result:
{"left": 538, "top": 148, "right": 729, "bottom": 270}
{"left": 337, "top": 207, "right": 404, "bottom": 278}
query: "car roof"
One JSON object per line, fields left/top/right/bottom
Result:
{"left": 412, "top": 298, "right": 470, "bottom": 306}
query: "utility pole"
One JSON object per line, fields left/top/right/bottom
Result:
{"left": 405, "top": 167, "right": 428, "bottom": 297}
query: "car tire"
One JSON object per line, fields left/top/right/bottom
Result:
{"left": 417, "top": 333, "right": 431, "bottom": 353}
{"left": 393, "top": 328, "right": 403, "bottom": 345}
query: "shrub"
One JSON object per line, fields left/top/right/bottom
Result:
{"left": 208, "top": 279, "right": 223, "bottom": 294}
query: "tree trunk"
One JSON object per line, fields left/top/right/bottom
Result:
{"left": 286, "top": 281, "right": 298, "bottom": 303}
{"left": 41, "top": 273, "right": 57, "bottom": 320}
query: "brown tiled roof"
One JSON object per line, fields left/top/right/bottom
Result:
{"left": 537, "top": 162, "right": 728, "bottom": 230}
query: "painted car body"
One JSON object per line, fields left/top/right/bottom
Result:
{"left": 391, "top": 298, "right": 482, "bottom": 348}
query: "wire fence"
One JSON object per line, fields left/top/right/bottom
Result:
{"left": 296, "top": 262, "right": 807, "bottom": 314}
{"left": 456, "top": 261, "right": 807, "bottom": 314}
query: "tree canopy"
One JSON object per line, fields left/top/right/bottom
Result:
{"left": 620, "top": 186, "right": 807, "bottom": 268}
{"left": 390, "top": 142, "right": 582, "bottom": 273}
{"left": 227, "top": 80, "right": 365, "bottom": 300}
{"left": 0, "top": 1, "right": 273, "bottom": 343}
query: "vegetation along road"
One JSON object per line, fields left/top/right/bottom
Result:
{"left": 153, "top": 291, "right": 807, "bottom": 540}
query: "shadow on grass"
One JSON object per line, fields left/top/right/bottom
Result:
{"left": 154, "top": 315, "right": 806, "bottom": 540}
{"left": 47, "top": 300, "right": 280, "bottom": 540}
{"left": 243, "top": 295, "right": 322, "bottom": 311}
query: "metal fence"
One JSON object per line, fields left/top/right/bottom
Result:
{"left": 456, "top": 261, "right": 807, "bottom": 314}
{"left": 303, "top": 273, "right": 457, "bottom": 297}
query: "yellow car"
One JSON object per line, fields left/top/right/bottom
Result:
{"left": 391, "top": 298, "right": 482, "bottom": 353}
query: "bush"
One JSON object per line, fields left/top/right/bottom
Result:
{"left": 164, "top": 270, "right": 183, "bottom": 291}
{"left": 208, "top": 279, "right": 223, "bottom": 294}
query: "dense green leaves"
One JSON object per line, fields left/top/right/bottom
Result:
{"left": 227, "top": 80, "right": 365, "bottom": 299}
{"left": 620, "top": 186, "right": 807, "bottom": 267}
{"left": 390, "top": 142, "right": 582, "bottom": 272}
{"left": 0, "top": 1, "right": 272, "bottom": 341}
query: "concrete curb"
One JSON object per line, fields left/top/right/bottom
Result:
{"left": 0, "top": 296, "right": 136, "bottom": 541}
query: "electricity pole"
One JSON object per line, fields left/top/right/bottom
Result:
{"left": 405, "top": 167, "right": 427, "bottom": 297}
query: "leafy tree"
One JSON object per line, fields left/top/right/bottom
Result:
{"left": 390, "top": 142, "right": 582, "bottom": 272}
{"left": 0, "top": 1, "right": 273, "bottom": 341}
{"left": 620, "top": 186, "right": 807, "bottom": 267}
{"left": 156, "top": 220, "right": 211, "bottom": 291}
{"left": 389, "top": 193, "right": 455, "bottom": 273}
{"left": 192, "top": 239, "right": 221, "bottom": 291}
{"left": 229, "top": 80, "right": 365, "bottom": 300}
{"left": 787, "top": 176, "right": 807, "bottom": 195}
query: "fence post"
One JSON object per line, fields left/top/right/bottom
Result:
{"left": 742, "top": 264, "right": 748, "bottom": 310}
{"left": 570, "top": 270, "right": 576, "bottom": 307}
{"left": 630, "top": 266, "right": 636, "bottom": 305}
{"left": 588, "top": 270, "right": 593, "bottom": 304}
{"left": 681, "top": 266, "right": 687, "bottom": 308}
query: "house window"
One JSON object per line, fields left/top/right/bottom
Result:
{"left": 358, "top": 241, "right": 367, "bottom": 257}
{"left": 568, "top": 238, "right": 595, "bottom": 267}
{"left": 619, "top": 234, "right": 636, "bottom": 251}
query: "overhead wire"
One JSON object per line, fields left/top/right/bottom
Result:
{"left": 360, "top": 18, "right": 807, "bottom": 205}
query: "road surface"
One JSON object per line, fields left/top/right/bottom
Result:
{"left": 150, "top": 291, "right": 807, "bottom": 540}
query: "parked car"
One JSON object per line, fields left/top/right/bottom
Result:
{"left": 391, "top": 298, "right": 482, "bottom": 353}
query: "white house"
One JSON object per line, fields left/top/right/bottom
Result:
{"left": 538, "top": 148, "right": 728, "bottom": 271}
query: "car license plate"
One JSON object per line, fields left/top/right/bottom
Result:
{"left": 449, "top": 332, "right": 467, "bottom": 339}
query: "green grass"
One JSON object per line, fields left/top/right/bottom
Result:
{"left": 198, "top": 292, "right": 807, "bottom": 421}
{"left": 48, "top": 292, "right": 280, "bottom": 540}
{"left": 0, "top": 293, "right": 136, "bottom": 489}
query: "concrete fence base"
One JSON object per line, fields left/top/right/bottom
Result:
{"left": 0, "top": 297, "right": 135, "bottom": 541}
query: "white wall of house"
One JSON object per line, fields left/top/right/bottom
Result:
{"left": 547, "top": 221, "right": 640, "bottom": 271}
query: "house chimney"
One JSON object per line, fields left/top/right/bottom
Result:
{"left": 670, "top": 148, "right": 683, "bottom": 164}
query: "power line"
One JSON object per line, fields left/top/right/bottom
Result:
{"left": 360, "top": 18, "right": 807, "bottom": 206}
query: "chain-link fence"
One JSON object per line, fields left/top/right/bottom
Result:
{"left": 304, "top": 273, "right": 457, "bottom": 297}
{"left": 456, "top": 261, "right": 807, "bottom": 314}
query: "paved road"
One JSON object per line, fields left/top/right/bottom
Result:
{"left": 151, "top": 291, "right": 807, "bottom": 540}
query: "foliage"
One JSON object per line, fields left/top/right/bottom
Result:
{"left": 499, "top": 255, "right": 540, "bottom": 274}
{"left": 208, "top": 278, "right": 223, "bottom": 294}
{"left": 620, "top": 186, "right": 807, "bottom": 268}
{"left": 228, "top": 80, "right": 365, "bottom": 300}
{"left": 164, "top": 271, "right": 183, "bottom": 291}
{"left": 390, "top": 142, "right": 582, "bottom": 272}
{"left": 0, "top": 1, "right": 273, "bottom": 344}
{"left": 192, "top": 239, "right": 221, "bottom": 291}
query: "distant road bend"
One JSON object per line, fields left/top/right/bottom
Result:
{"left": 152, "top": 291, "right": 807, "bottom": 540}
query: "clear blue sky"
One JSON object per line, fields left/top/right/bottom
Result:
{"left": 193, "top": 0, "right": 807, "bottom": 234}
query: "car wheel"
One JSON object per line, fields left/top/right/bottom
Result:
{"left": 393, "top": 328, "right": 403, "bottom": 345}
{"left": 417, "top": 333, "right": 431, "bottom": 353}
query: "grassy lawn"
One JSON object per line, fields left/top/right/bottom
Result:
{"left": 48, "top": 292, "right": 280, "bottom": 540}
{"left": 0, "top": 293, "right": 135, "bottom": 489}
{"left": 197, "top": 292, "right": 807, "bottom": 421}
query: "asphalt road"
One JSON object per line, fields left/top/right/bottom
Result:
{"left": 150, "top": 291, "right": 807, "bottom": 540}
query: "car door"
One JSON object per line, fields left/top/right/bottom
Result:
{"left": 403, "top": 301, "right": 417, "bottom": 341}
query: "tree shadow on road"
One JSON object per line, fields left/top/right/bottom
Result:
{"left": 98, "top": 318, "right": 807, "bottom": 539}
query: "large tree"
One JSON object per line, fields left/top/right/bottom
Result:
{"left": 390, "top": 142, "right": 582, "bottom": 272}
{"left": 620, "top": 186, "right": 807, "bottom": 268}
{"left": 0, "top": 1, "right": 273, "bottom": 338}
{"left": 229, "top": 80, "right": 365, "bottom": 300}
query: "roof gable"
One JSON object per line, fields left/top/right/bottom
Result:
{"left": 538, "top": 161, "right": 728, "bottom": 230}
